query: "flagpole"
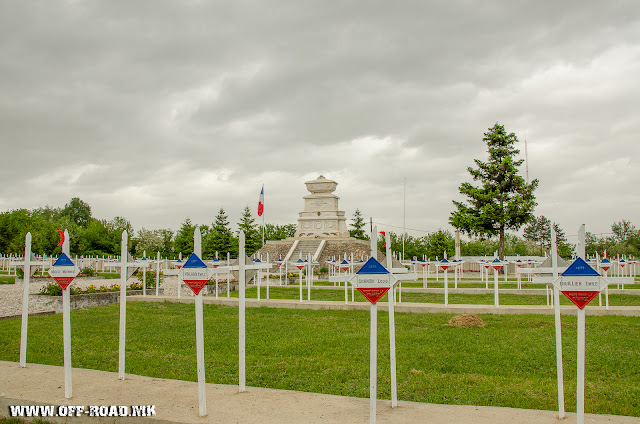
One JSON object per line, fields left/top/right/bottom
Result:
{"left": 402, "top": 177, "right": 406, "bottom": 261}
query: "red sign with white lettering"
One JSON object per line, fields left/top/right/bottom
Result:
{"left": 357, "top": 287, "right": 390, "bottom": 305}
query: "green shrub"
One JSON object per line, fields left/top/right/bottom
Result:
{"left": 79, "top": 266, "right": 97, "bottom": 276}
{"left": 135, "top": 268, "right": 161, "bottom": 288}
{"left": 39, "top": 283, "right": 81, "bottom": 296}
{"left": 39, "top": 282, "right": 62, "bottom": 296}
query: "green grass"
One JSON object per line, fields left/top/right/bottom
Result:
{"left": 231, "top": 286, "right": 640, "bottom": 307}
{"left": 1, "top": 303, "right": 638, "bottom": 417}
{"left": 1, "top": 418, "right": 54, "bottom": 424}
{"left": 96, "top": 272, "right": 120, "bottom": 279}
{"left": 0, "top": 275, "right": 15, "bottom": 284}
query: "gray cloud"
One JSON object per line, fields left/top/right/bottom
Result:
{"left": 1, "top": 0, "right": 639, "bottom": 240}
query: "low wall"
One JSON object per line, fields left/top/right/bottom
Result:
{"left": 36, "top": 289, "right": 164, "bottom": 313}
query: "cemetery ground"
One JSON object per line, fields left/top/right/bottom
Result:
{"left": 231, "top": 286, "right": 640, "bottom": 306}
{"left": 0, "top": 301, "right": 639, "bottom": 420}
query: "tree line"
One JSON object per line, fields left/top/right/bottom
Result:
{"left": 0, "top": 198, "right": 294, "bottom": 259}
{"left": 349, "top": 209, "right": 639, "bottom": 260}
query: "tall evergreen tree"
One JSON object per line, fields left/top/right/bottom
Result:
{"left": 174, "top": 218, "right": 196, "bottom": 256}
{"left": 349, "top": 209, "right": 367, "bottom": 240}
{"left": 204, "top": 208, "right": 235, "bottom": 258}
{"left": 237, "top": 206, "right": 260, "bottom": 256}
{"left": 450, "top": 123, "right": 538, "bottom": 259}
{"left": 523, "top": 215, "right": 568, "bottom": 256}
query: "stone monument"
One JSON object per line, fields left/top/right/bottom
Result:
{"left": 294, "top": 175, "right": 350, "bottom": 239}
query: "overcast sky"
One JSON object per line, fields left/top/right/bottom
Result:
{"left": 1, "top": 1, "right": 638, "bottom": 243}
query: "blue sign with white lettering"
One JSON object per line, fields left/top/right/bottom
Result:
{"left": 356, "top": 257, "right": 389, "bottom": 275}
{"left": 183, "top": 253, "right": 207, "bottom": 268}
{"left": 562, "top": 257, "right": 600, "bottom": 277}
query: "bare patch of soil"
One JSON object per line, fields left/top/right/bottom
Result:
{"left": 446, "top": 314, "right": 486, "bottom": 328}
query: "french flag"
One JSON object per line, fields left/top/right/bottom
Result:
{"left": 258, "top": 185, "right": 264, "bottom": 217}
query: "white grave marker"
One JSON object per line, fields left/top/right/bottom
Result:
{"left": 178, "top": 228, "right": 212, "bottom": 417}
{"left": 349, "top": 226, "right": 398, "bottom": 424}
{"left": 47, "top": 230, "right": 78, "bottom": 398}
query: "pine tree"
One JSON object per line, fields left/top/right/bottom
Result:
{"left": 237, "top": 206, "right": 260, "bottom": 256}
{"left": 204, "top": 208, "right": 235, "bottom": 258}
{"left": 349, "top": 209, "right": 367, "bottom": 240}
{"left": 174, "top": 218, "right": 196, "bottom": 256}
{"left": 523, "top": 215, "right": 567, "bottom": 256}
{"left": 449, "top": 123, "right": 538, "bottom": 259}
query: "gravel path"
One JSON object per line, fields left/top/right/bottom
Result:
{"left": 0, "top": 276, "right": 191, "bottom": 318}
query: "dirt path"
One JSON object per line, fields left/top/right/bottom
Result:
{"left": 1, "top": 361, "right": 638, "bottom": 424}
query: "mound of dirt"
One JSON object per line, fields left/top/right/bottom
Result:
{"left": 447, "top": 314, "right": 486, "bottom": 328}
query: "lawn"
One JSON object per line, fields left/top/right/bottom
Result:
{"left": 0, "top": 303, "right": 638, "bottom": 417}
{"left": 230, "top": 286, "right": 640, "bottom": 307}
{"left": 0, "top": 275, "right": 15, "bottom": 284}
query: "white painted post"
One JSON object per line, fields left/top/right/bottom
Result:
{"left": 455, "top": 230, "right": 460, "bottom": 289}
{"left": 551, "top": 226, "right": 565, "bottom": 419}
{"left": 444, "top": 263, "right": 449, "bottom": 307}
{"left": 194, "top": 228, "right": 207, "bottom": 416}
{"left": 454, "top": 260, "right": 458, "bottom": 289}
{"left": 19, "top": 232, "right": 32, "bottom": 368}
{"left": 494, "top": 265, "right": 499, "bottom": 307}
{"left": 307, "top": 254, "right": 311, "bottom": 301}
{"left": 604, "top": 267, "right": 609, "bottom": 310}
{"left": 118, "top": 230, "right": 128, "bottom": 380}
{"left": 577, "top": 308, "right": 586, "bottom": 424}
{"left": 299, "top": 264, "right": 303, "bottom": 302}
{"left": 239, "top": 231, "right": 246, "bottom": 393}
{"left": 142, "top": 250, "right": 147, "bottom": 297}
{"left": 369, "top": 226, "right": 378, "bottom": 424}
{"left": 227, "top": 252, "right": 231, "bottom": 297}
{"left": 266, "top": 253, "right": 270, "bottom": 300}
{"left": 576, "top": 224, "right": 586, "bottom": 424}
{"left": 256, "top": 258, "right": 261, "bottom": 301}
{"left": 485, "top": 261, "right": 489, "bottom": 289}
{"left": 504, "top": 261, "right": 508, "bottom": 283}
{"left": 385, "top": 232, "right": 397, "bottom": 408}
{"left": 214, "top": 252, "right": 219, "bottom": 299}
{"left": 156, "top": 251, "right": 160, "bottom": 296}
{"left": 62, "top": 230, "right": 72, "bottom": 398}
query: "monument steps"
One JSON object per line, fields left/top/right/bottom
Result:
{"left": 287, "top": 240, "right": 324, "bottom": 262}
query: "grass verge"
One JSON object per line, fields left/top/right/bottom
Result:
{"left": 229, "top": 286, "right": 640, "bottom": 306}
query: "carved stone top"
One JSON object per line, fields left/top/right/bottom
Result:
{"left": 305, "top": 175, "right": 338, "bottom": 194}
